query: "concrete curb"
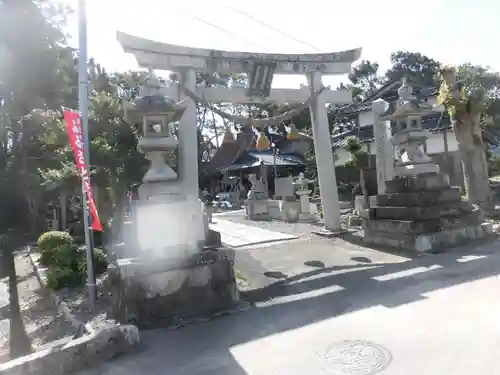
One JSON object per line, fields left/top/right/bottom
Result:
{"left": 0, "top": 325, "right": 140, "bottom": 375}
{"left": 26, "top": 248, "right": 94, "bottom": 335}
{"left": 16, "top": 248, "right": 141, "bottom": 374}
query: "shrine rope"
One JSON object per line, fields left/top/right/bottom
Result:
{"left": 176, "top": 82, "right": 326, "bottom": 128}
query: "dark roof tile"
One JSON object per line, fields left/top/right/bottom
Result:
{"left": 331, "top": 114, "right": 452, "bottom": 149}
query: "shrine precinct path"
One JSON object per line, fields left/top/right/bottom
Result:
{"left": 209, "top": 216, "right": 299, "bottom": 248}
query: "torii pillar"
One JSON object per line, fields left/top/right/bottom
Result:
{"left": 307, "top": 72, "right": 343, "bottom": 233}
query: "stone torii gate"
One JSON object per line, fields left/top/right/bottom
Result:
{"left": 116, "top": 31, "right": 361, "bottom": 233}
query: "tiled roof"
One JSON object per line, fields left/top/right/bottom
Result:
{"left": 337, "top": 79, "right": 438, "bottom": 117}
{"left": 331, "top": 114, "right": 451, "bottom": 149}
{"left": 222, "top": 149, "right": 307, "bottom": 172}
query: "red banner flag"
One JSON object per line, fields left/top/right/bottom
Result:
{"left": 63, "top": 109, "right": 103, "bottom": 232}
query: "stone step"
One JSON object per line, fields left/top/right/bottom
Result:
{"left": 371, "top": 201, "right": 474, "bottom": 220}
{"left": 385, "top": 173, "right": 450, "bottom": 193}
{"left": 362, "top": 209, "right": 483, "bottom": 235}
{"left": 361, "top": 222, "right": 493, "bottom": 252}
{"left": 373, "top": 187, "right": 461, "bottom": 207}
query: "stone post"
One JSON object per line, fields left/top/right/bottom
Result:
{"left": 178, "top": 69, "right": 199, "bottom": 199}
{"left": 307, "top": 71, "right": 343, "bottom": 233}
{"left": 372, "top": 99, "right": 394, "bottom": 195}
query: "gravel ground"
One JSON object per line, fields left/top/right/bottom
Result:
{"left": 56, "top": 274, "right": 118, "bottom": 332}
{"left": 0, "top": 253, "right": 76, "bottom": 362}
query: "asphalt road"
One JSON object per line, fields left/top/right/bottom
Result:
{"left": 79, "top": 236, "right": 500, "bottom": 375}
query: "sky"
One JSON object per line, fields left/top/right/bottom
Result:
{"left": 62, "top": 0, "right": 500, "bottom": 89}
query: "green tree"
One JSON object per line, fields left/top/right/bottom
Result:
{"left": 39, "top": 69, "right": 148, "bottom": 233}
{"left": 344, "top": 137, "right": 369, "bottom": 205}
{"left": 0, "top": 0, "right": 76, "bottom": 357}
{"left": 385, "top": 51, "right": 441, "bottom": 86}
{"left": 0, "top": 0, "right": 76, "bottom": 233}
{"left": 347, "top": 60, "right": 382, "bottom": 101}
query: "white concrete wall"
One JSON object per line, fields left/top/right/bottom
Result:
{"left": 425, "top": 96, "right": 438, "bottom": 106}
{"left": 334, "top": 131, "right": 457, "bottom": 167}
{"left": 359, "top": 111, "right": 374, "bottom": 127}
{"left": 427, "top": 131, "right": 458, "bottom": 153}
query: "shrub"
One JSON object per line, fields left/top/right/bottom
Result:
{"left": 92, "top": 247, "right": 108, "bottom": 274}
{"left": 37, "top": 231, "right": 73, "bottom": 266}
{"left": 45, "top": 244, "right": 108, "bottom": 290}
{"left": 45, "top": 244, "right": 83, "bottom": 289}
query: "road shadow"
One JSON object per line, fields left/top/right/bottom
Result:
{"left": 87, "top": 238, "right": 500, "bottom": 375}
{"left": 303, "top": 260, "right": 325, "bottom": 268}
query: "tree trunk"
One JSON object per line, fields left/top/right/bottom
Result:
{"left": 3, "top": 246, "right": 31, "bottom": 359}
{"left": 26, "top": 195, "right": 38, "bottom": 236}
{"left": 440, "top": 67, "right": 492, "bottom": 210}
{"left": 454, "top": 116, "right": 492, "bottom": 209}
{"left": 459, "top": 144, "right": 491, "bottom": 208}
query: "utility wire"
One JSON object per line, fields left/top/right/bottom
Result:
{"left": 178, "top": 8, "right": 268, "bottom": 51}
{"left": 224, "top": 4, "right": 324, "bottom": 53}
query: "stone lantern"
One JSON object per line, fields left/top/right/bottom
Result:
{"left": 122, "top": 74, "right": 206, "bottom": 259}
{"left": 381, "top": 78, "right": 440, "bottom": 177}
{"left": 360, "top": 78, "right": 492, "bottom": 253}
{"left": 110, "top": 72, "right": 239, "bottom": 329}
{"left": 123, "top": 76, "right": 186, "bottom": 199}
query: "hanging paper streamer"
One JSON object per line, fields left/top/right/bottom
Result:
{"left": 63, "top": 108, "right": 103, "bottom": 231}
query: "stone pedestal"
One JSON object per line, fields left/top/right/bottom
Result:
{"left": 296, "top": 189, "right": 320, "bottom": 222}
{"left": 354, "top": 195, "right": 368, "bottom": 214}
{"left": 394, "top": 130, "right": 440, "bottom": 177}
{"left": 108, "top": 249, "right": 238, "bottom": 329}
{"left": 267, "top": 198, "right": 301, "bottom": 222}
{"left": 361, "top": 173, "right": 492, "bottom": 252}
{"left": 245, "top": 185, "right": 269, "bottom": 220}
{"left": 297, "top": 189, "right": 311, "bottom": 213}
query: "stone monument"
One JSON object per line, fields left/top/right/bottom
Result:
{"left": 268, "top": 176, "right": 301, "bottom": 222}
{"left": 361, "top": 79, "right": 492, "bottom": 252}
{"left": 274, "top": 176, "right": 295, "bottom": 200}
{"left": 293, "top": 173, "right": 320, "bottom": 222}
{"left": 245, "top": 174, "right": 269, "bottom": 220}
{"left": 108, "top": 74, "right": 238, "bottom": 329}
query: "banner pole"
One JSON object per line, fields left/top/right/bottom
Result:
{"left": 78, "top": 0, "right": 96, "bottom": 306}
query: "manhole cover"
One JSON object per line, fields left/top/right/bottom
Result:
{"left": 318, "top": 340, "right": 392, "bottom": 374}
